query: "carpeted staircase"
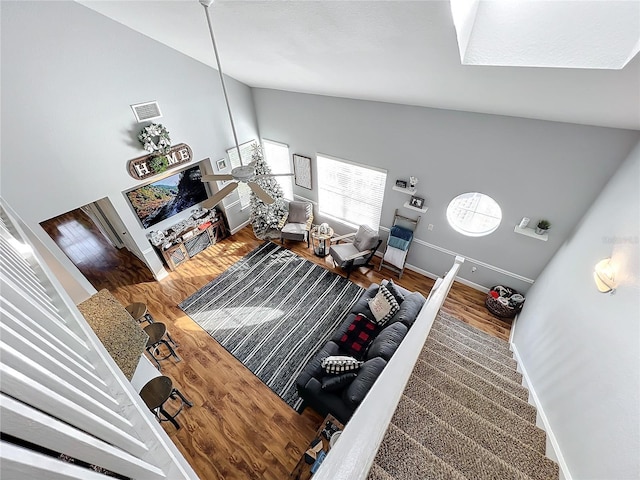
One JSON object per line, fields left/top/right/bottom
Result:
{"left": 369, "top": 311, "right": 559, "bottom": 480}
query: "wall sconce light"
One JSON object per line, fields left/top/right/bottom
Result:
{"left": 594, "top": 258, "right": 617, "bottom": 294}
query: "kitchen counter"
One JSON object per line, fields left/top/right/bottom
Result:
{"left": 77, "top": 289, "right": 148, "bottom": 380}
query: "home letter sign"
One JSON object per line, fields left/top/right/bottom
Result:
{"left": 127, "top": 143, "right": 193, "bottom": 180}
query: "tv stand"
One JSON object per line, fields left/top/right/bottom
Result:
{"left": 148, "top": 210, "right": 227, "bottom": 271}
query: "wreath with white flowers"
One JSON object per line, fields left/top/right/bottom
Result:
{"left": 138, "top": 123, "right": 171, "bottom": 155}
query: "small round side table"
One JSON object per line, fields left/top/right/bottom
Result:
{"left": 311, "top": 226, "right": 334, "bottom": 257}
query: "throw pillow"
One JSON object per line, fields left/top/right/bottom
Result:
{"left": 384, "top": 279, "right": 405, "bottom": 305}
{"left": 321, "top": 356, "right": 363, "bottom": 374}
{"left": 336, "top": 313, "right": 379, "bottom": 359}
{"left": 288, "top": 202, "right": 311, "bottom": 224}
{"left": 368, "top": 284, "right": 400, "bottom": 326}
{"left": 321, "top": 373, "right": 358, "bottom": 392}
{"left": 352, "top": 225, "right": 379, "bottom": 252}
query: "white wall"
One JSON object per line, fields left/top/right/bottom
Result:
{"left": 1, "top": 1, "right": 256, "bottom": 289}
{"left": 513, "top": 141, "right": 640, "bottom": 479}
{"left": 252, "top": 89, "right": 640, "bottom": 291}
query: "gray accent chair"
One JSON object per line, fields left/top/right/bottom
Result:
{"left": 329, "top": 225, "right": 382, "bottom": 279}
{"left": 280, "top": 201, "right": 313, "bottom": 247}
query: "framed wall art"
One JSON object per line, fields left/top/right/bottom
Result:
{"left": 216, "top": 158, "right": 227, "bottom": 171}
{"left": 293, "top": 154, "right": 312, "bottom": 189}
{"left": 410, "top": 196, "right": 425, "bottom": 209}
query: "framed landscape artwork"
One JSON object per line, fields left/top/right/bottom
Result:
{"left": 293, "top": 154, "right": 312, "bottom": 189}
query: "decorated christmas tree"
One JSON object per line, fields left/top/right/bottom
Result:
{"left": 248, "top": 143, "right": 288, "bottom": 239}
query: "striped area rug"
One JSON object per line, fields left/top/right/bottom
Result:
{"left": 179, "top": 241, "right": 364, "bottom": 410}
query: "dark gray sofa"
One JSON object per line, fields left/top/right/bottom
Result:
{"left": 296, "top": 280, "right": 426, "bottom": 424}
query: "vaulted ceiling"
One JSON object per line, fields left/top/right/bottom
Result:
{"left": 78, "top": 0, "right": 640, "bottom": 130}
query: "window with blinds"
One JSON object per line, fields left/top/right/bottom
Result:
{"left": 262, "top": 139, "right": 293, "bottom": 201}
{"left": 317, "top": 154, "right": 387, "bottom": 229}
{"left": 226, "top": 140, "right": 256, "bottom": 208}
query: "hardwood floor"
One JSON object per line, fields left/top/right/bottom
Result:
{"left": 42, "top": 211, "right": 513, "bottom": 479}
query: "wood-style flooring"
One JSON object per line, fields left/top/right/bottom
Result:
{"left": 41, "top": 210, "right": 513, "bottom": 479}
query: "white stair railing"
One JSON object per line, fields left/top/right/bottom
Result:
{"left": 0, "top": 199, "right": 198, "bottom": 480}
{"left": 314, "top": 256, "right": 465, "bottom": 480}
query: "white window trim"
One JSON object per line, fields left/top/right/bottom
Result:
{"left": 446, "top": 192, "right": 502, "bottom": 237}
{"left": 262, "top": 138, "right": 294, "bottom": 201}
{"left": 317, "top": 152, "right": 387, "bottom": 175}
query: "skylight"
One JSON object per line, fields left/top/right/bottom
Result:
{"left": 450, "top": 0, "right": 640, "bottom": 69}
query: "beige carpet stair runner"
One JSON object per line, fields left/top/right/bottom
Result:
{"left": 369, "top": 311, "right": 559, "bottom": 480}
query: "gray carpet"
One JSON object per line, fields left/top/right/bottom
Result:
{"left": 179, "top": 241, "right": 363, "bottom": 409}
{"left": 370, "top": 312, "right": 559, "bottom": 480}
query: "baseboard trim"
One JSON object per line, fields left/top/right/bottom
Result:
{"left": 231, "top": 220, "right": 251, "bottom": 235}
{"left": 452, "top": 276, "right": 490, "bottom": 293}
{"left": 511, "top": 342, "right": 572, "bottom": 480}
{"left": 155, "top": 268, "right": 169, "bottom": 281}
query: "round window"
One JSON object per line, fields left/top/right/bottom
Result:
{"left": 446, "top": 192, "right": 502, "bottom": 237}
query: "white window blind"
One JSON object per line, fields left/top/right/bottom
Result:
{"left": 317, "top": 154, "right": 387, "bottom": 229}
{"left": 226, "top": 140, "right": 256, "bottom": 208}
{"left": 262, "top": 139, "right": 293, "bottom": 201}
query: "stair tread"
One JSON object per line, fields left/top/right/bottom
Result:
{"left": 407, "top": 365, "right": 547, "bottom": 453}
{"left": 367, "top": 464, "right": 395, "bottom": 480}
{"left": 416, "top": 351, "right": 537, "bottom": 423}
{"left": 371, "top": 423, "right": 468, "bottom": 480}
{"left": 422, "top": 345, "right": 529, "bottom": 401}
{"left": 438, "top": 311, "right": 511, "bottom": 351}
{"left": 426, "top": 334, "right": 522, "bottom": 383}
{"left": 432, "top": 319, "right": 515, "bottom": 362}
{"left": 402, "top": 379, "right": 559, "bottom": 480}
{"left": 390, "top": 396, "right": 534, "bottom": 480}
{"left": 368, "top": 312, "right": 558, "bottom": 480}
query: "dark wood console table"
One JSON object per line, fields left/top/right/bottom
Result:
{"left": 157, "top": 218, "right": 226, "bottom": 271}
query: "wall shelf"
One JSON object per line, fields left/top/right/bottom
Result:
{"left": 392, "top": 185, "right": 417, "bottom": 195}
{"left": 403, "top": 201, "right": 428, "bottom": 213}
{"left": 514, "top": 225, "right": 548, "bottom": 241}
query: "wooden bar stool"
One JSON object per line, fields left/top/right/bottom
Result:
{"left": 143, "top": 322, "right": 180, "bottom": 370}
{"left": 139, "top": 375, "right": 192, "bottom": 429}
{"left": 125, "top": 302, "right": 155, "bottom": 324}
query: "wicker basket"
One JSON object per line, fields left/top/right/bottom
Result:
{"left": 485, "top": 285, "right": 525, "bottom": 319}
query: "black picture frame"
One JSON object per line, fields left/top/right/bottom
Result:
{"left": 395, "top": 179, "right": 407, "bottom": 189}
{"left": 410, "top": 196, "right": 424, "bottom": 209}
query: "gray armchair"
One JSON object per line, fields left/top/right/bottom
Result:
{"left": 280, "top": 201, "right": 313, "bottom": 247}
{"left": 329, "top": 225, "right": 382, "bottom": 279}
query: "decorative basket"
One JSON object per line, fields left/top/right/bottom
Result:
{"left": 485, "top": 285, "right": 525, "bottom": 319}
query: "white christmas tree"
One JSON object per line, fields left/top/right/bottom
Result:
{"left": 248, "top": 143, "right": 288, "bottom": 239}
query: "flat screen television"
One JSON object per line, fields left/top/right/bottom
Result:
{"left": 125, "top": 164, "right": 208, "bottom": 229}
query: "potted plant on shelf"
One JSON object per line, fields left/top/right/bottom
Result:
{"left": 535, "top": 219, "right": 551, "bottom": 235}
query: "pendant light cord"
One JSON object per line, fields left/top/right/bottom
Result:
{"left": 202, "top": 3, "right": 243, "bottom": 164}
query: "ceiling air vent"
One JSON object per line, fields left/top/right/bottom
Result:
{"left": 130, "top": 101, "right": 162, "bottom": 123}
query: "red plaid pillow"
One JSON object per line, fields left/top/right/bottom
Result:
{"left": 336, "top": 314, "right": 379, "bottom": 359}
